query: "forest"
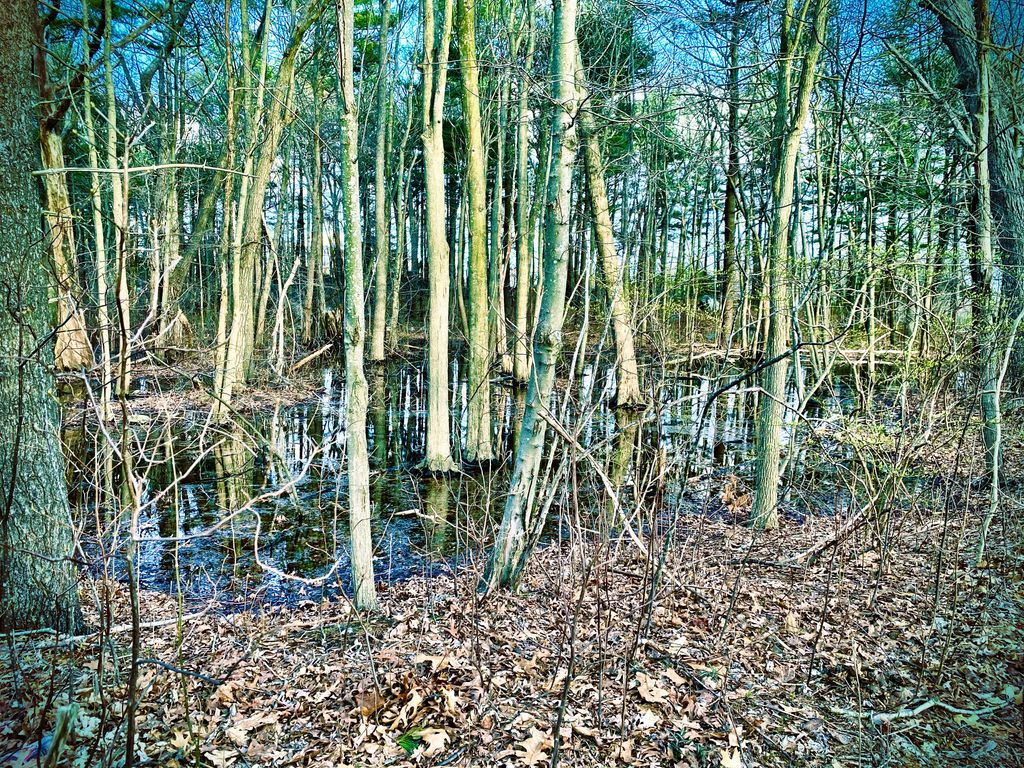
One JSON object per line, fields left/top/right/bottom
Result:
{"left": 0, "top": 0, "right": 1022, "bottom": 764}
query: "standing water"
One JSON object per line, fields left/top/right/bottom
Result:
{"left": 64, "top": 359, "right": 858, "bottom": 605}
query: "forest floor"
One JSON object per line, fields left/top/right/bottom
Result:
{"left": 2, "top": 501, "right": 1021, "bottom": 767}
{"left": 58, "top": 358, "right": 328, "bottom": 422}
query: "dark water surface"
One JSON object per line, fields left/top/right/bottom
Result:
{"left": 63, "top": 359, "right": 861, "bottom": 605}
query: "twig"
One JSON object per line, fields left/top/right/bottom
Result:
{"left": 833, "top": 696, "right": 1012, "bottom": 725}
{"left": 137, "top": 658, "right": 225, "bottom": 686}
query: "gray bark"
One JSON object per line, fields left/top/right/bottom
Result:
{"left": 0, "top": 0, "right": 82, "bottom": 632}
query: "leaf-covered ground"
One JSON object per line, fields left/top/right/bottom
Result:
{"left": 2, "top": 506, "right": 1021, "bottom": 767}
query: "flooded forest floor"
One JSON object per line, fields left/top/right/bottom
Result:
{"left": 4, "top": 353, "right": 1024, "bottom": 767}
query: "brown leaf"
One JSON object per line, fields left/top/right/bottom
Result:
{"left": 417, "top": 728, "right": 449, "bottom": 757}
{"left": 636, "top": 673, "right": 671, "bottom": 705}
{"left": 517, "top": 727, "right": 551, "bottom": 766}
{"left": 356, "top": 689, "right": 387, "bottom": 718}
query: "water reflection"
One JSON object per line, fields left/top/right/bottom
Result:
{"left": 65, "top": 359, "right": 858, "bottom": 604}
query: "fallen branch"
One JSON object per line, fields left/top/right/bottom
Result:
{"left": 6, "top": 609, "right": 212, "bottom": 645}
{"left": 834, "top": 696, "right": 1012, "bottom": 725}
{"left": 786, "top": 510, "right": 868, "bottom": 565}
{"left": 290, "top": 342, "right": 334, "bottom": 373}
{"left": 137, "top": 657, "right": 225, "bottom": 686}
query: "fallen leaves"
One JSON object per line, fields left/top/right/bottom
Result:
{"left": 636, "top": 672, "right": 672, "bottom": 705}
{"left": 516, "top": 727, "right": 551, "bottom": 766}
{"left": 1, "top": 509, "right": 1021, "bottom": 768}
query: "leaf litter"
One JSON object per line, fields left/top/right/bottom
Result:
{"left": 0, "top": 506, "right": 1021, "bottom": 767}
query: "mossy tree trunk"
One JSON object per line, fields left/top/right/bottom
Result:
{"left": 511, "top": 9, "right": 535, "bottom": 385}
{"left": 39, "top": 128, "right": 93, "bottom": 371}
{"left": 459, "top": 0, "right": 494, "bottom": 462}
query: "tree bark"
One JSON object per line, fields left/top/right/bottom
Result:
{"left": 512, "top": 8, "right": 535, "bottom": 385}
{"left": 337, "top": 0, "right": 378, "bottom": 610}
{"left": 720, "top": 1, "right": 743, "bottom": 347}
{"left": 370, "top": 0, "right": 391, "bottom": 362}
{"left": 105, "top": 0, "right": 132, "bottom": 398}
{"left": 576, "top": 47, "right": 643, "bottom": 408}
{"left": 216, "top": 3, "right": 314, "bottom": 418}
{"left": 0, "top": 0, "right": 82, "bottom": 632}
{"left": 459, "top": 0, "right": 494, "bottom": 462}
{"left": 482, "top": 0, "right": 579, "bottom": 591}
{"left": 39, "top": 128, "right": 93, "bottom": 371}
{"left": 422, "top": 0, "right": 458, "bottom": 472}
{"left": 923, "top": 0, "right": 1024, "bottom": 285}
{"left": 751, "top": 0, "right": 830, "bottom": 530}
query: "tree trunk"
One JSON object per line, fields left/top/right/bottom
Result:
{"left": 39, "top": 128, "right": 93, "bottom": 371}
{"left": 576, "top": 47, "right": 643, "bottom": 408}
{"left": 105, "top": 0, "right": 132, "bottom": 398}
{"left": 971, "top": 0, "right": 1002, "bottom": 561}
{"left": 720, "top": 2, "right": 742, "bottom": 347}
{"left": 482, "top": 0, "right": 579, "bottom": 591}
{"left": 0, "top": 0, "right": 82, "bottom": 632}
{"left": 389, "top": 100, "right": 414, "bottom": 344}
{"left": 370, "top": 0, "right": 391, "bottom": 362}
{"left": 422, "top": 0, "right": 458, "bottom": 472}
{"left": 337, "top": 0, "right": 378, "bottom": 611}
{"left": 82, "top": 0, "right": 113, "bottom": 420}
{"left": 490, "top": 76, "right": 513, "bottom": 375}
{"left": 216, "top": 5, "right": 313, "bottom": 418}
{"left": 924, "top": 0, "right": 1024, "bottom": 285}
{"left": 751, "top": 0, "right": 829, "bottom": 530}
{"left": 512, "top": 12, "right": 535, "bottom": 385}
{"left": 312, "top": 139, "right": 327, "bottom": 331}
{"left": 459, "top": 0, "right": 494, "bottom": 462}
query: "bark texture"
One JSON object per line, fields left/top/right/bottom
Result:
{"left": 337, "top": 0, "right": 378, "bottom": 610}
{"left": 40, "top": 128, "right": 93, "bottom": 371}
{"left": 421, "top": 0, "right": 457, "bottom": 472}
{"left": 459, "top": 0, "right": 494, "bottom": 461}
{"left": 0, "top": 0, "right": 82, "bottom": 632}
{"left": 576, "top": 48, "right": 643, "bottom": 408}
{"left": 370, "top": 0, "right": 391, "bottom": 362}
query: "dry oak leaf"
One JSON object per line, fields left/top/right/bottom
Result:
{"left": 355, "top": 688, "right": 387, "bottom": 718}
{"left": 784, "top": 611, "right": 800, "bottom": 635}
{"left": 636, "top": 673, "right": 672, "bottom": 705}
{"left": 516, "top": 727, "right": 552, "bottom": 766}
{"left": 225, "top": 727, "right": 248, "bottom": 747}
{"left": 636, "top": 708, "right": 661, "bottom": 730}
{"left": 204, "top": 748, "right": 238, "bottom": 767}
{"left": 416, "top": 728, "right": 450, "bottom": 758}
{"left": 233, "top": 711, "right": 280, "bottom": 732}
{"left": 720, "top": 747, "right": 744, "bottom": 767}
{"left": 169, "top": 730, "right": 190, "bottom": 750}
